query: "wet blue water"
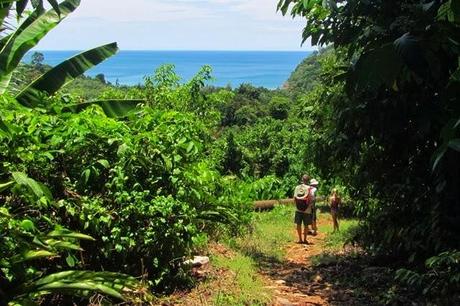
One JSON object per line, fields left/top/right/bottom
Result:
{"left": 24, "top": 50, "right": 312, "bottom": 88}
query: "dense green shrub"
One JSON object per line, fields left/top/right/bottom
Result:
{"left": 0, "top": 67, "right": 254, "bottom": 294}
{"left": 268, "top": 95, "right": 290, "bottom": 120}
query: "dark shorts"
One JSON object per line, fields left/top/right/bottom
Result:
{"left": 294, "top": 211, "right": 312, "bottom": 226}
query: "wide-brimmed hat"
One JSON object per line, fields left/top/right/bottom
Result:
{"left": 310, "top": 179, "right": 319, "bottom": 186}
{"left": 294, "top": 185, "right": 308, "bottom": 198}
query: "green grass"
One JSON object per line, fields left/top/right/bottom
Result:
{"left": 230, "top": 205, "right": 293, "bottom": 262}
{"left": 207, "top": 205, "right": 294, "bottom": 305}
{"left": 311, "top": 209, "right": 359, "bottom": 267}
{"left": 317, "top": 212, "right": 358, "bottom": 252}
{"left": 212, "top": 253, "right": 271, "bottom": 305}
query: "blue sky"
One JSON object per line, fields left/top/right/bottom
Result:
{"left": 35, "top": 0, "right": 313, "bottom": 51}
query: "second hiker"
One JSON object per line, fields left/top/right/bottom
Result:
{"left": 309, "top": 178, "right": 319, "bottom": 236}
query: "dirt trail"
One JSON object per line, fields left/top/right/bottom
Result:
{"left": 262, "top": 217, "right": 334, "bottom": 306}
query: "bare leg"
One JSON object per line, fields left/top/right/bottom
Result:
{"left": 296, "top": 224, "right": 303, "bottom": 243}
{"left": 331, "top": 212, "right": 336, "bottom": 233}
{"left": 303, "top": 226, "right": 308, "bottom": 243}
{"left": 332, "top": 212, "right": 339, "bottom": 232}
{"left": 312, "top": 207, "right": 317, "bottom": 235}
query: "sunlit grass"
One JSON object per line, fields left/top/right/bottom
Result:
{"left": 230, "top": 205, "right": 293, "bottom": 261}
{"left": 317, "top": 212, "right": 359, "bottom": 252}
{"left": 212, "top": 253, "right": 271, "bottom": 306}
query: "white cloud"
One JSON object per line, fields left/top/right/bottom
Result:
{"left": 33, "top": 0, "right": 311, "bottom": 50}
{"left": 73, "top": 0, "right": 215, "bottom": 22}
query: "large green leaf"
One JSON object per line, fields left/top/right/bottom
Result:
{"left": 62, "top": 99, "right": 144, "bottom": 118}
{"left": 16, "top": 42, "right": 118, "bottom": 107}
{"left": 0, "top": 0, "right": 80, "bottom": 85}
{"left": 46, "top": 229, "right": 95, "bottom": 241}
{"left": 12, "top": 171, "right": 52, "bottom": 201}
{"left": 394, "top": 33, "right": 428, "bottom": 78}
{"left": 21, "top": 270, "right": 144, "bottom": 301}
{"left": 12, "top": 250, "right": 57, "bottom": 263}
{"left": 45, "top": 240, "right": 83, "bottom": 251}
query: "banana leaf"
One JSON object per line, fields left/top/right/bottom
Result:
{"left": 62, "top": 99, "right": 144, "bottom": 118}
{"left": 45, "top": 240, "right": 83, "bottom": 251}
{"left": 15, "top": 0, "right": 60, "bottom": 17}
{"left": 16, "top": 42, "right": 118, "bottom": 107}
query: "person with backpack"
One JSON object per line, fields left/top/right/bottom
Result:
{"left": 309, "top": 179, "right": 319, "bottom": 236}
{"left": 330, "top": 188, "right": 341, "bottom": 233}
{"left": 293, "top": 175, "right": 314, "bottom": 244}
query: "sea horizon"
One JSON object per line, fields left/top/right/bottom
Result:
{"left": 24, "top": 50, "right": 313, "bottom": 89}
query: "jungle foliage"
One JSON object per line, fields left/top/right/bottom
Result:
{"left": 278, "top": 0, "right": 460, "bottom": 301}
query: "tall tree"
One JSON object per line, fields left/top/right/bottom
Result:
{"left": 30, "top": 51, "right": 44, "bottom": 71}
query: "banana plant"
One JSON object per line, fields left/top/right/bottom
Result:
{"left": 0, "top": 0, "right": 142, "bottom": 117}
{"left": 11, "top": 271, "right": 145, "bottom": 304}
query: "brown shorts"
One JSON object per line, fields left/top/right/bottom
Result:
{"left": 294, "top": 211, "right": 312, "bottom": 226}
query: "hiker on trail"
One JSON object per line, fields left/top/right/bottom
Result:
{"left": 330, "top": 188, "right": 341, "bottom": 233}
{"left": 309, "top": 179, "right": 319, "bottom": 236}
{"left": 293, "top": 175, "right": 314, "bottom": 244}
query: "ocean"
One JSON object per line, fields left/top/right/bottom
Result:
{"left": 23, "top": 50, "right": 312, "bottom": 89}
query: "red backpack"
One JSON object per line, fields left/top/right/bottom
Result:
{"left": 294, "top": 185, "right": 313, "bottom": 212}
